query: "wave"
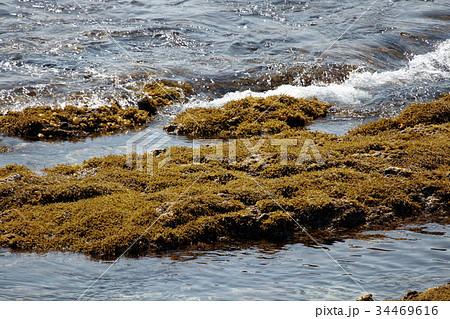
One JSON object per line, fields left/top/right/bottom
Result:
{"left": 188, "top": 39, "right": 450, "bottom": 108}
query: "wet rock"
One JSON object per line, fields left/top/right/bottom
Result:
{"left": 0, "top": 95, "right": 449, "bottom": 258}
{"left": 351, "top": 94, "right": 450, "bottom": 135}
{"left": 0, "top": 174, "right": 24, "bottom": 184}
{"left": 164, "top": 124, "right": 179, "bottom": 134}
{"left": 402, "top": 290, "right": 420, "bottom": 301}
{"left": 366, "top": 206, "right": 396, "bottom": 226}
{"left": 75, "top": 168, "right": 97, "bottom": 179}
{"left": 384, "top": 166, "right": 413, "bottom": 177}
{"left": 0, "top": 81, "right": 191, "bottom": 141}
{"left": 165, "top": 95, "right": 330, "bottom": 138}
{"left": 357, "top": 293, "right": 374, "bottom": 301}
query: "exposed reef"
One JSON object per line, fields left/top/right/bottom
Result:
{"left": 0, "top": 81, "right": 190, "bottom": 140}
{"left": 393, "top": 283, "right": 450, "bottom": 301}
{"left": 165, "top": 95, "right": 330, "bottom": 137}
{"left": 0, "top": 95, "right": 449, "bottom": 258}
{"left": 351, "top": 94, "right": 450, "bottom": 135}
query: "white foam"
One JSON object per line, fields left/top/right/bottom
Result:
{"left": 347, "top": 39, "right": 450, "bottom": 87}
{"left": 186, "top": 39, "right": 450, "bottom": 108}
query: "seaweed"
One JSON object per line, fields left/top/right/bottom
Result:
{"left": 165, "top": 95, "right": 330, "bottom": 138}
{"left": 0, "top": 96, "right": 449, "bottom": 258}
{"left": 0, "top": 144, "right": 8, "bottom": 153}
{"left": 350, "top": 93, "right": 450, "bottom": 135}
{"left": 0, "top": 80, "right": 191, "bottom": 140}
{"left": 392, "top": 283, "right": 450, "bottom": 301}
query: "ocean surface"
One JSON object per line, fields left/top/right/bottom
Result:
{"left": 0, "top": 0, "right": 449, "bottom": 300}
{"left": 0, "top": 223, "right": 448, "bottom": 301}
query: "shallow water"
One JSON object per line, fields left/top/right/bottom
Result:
{"left": 0, "top": 223, "right": 448, "bottom": 301}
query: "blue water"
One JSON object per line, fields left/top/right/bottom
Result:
{"left": 1, "top": 0, "right": 449, "bottom": 110}
{"left": 0, "top": 0, "right": 449, "bottom": 300}
{"left": 0, "top": 223, "right": 448, "bottom": 301}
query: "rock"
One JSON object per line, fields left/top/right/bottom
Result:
{"left": 0, "top": 173, "right": 24, "bottom": 184}
{"left": 384, "top": 166, "right": 412, "bottom": 177}
{"left": 402, "top": 290, "right": 420, "bottom": 301}
{"left": 165, "top": 124, "right": 179, "bottom": 134}
{"left": 366, "top": 206, "right": 395, "bottom": 225}
{"left": 72, "top": 117, "right": 80, "bottom": 125}
{"left": 357, "top": 293, "right": 374, "bottom": 301}
{"left": 137, "top": 97, "right": 158, "bottom": 115}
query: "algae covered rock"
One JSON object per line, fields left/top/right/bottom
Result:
{"left": 0, "top": 80, "right": 191, "bottom": 140}
{"left": 137, "top": 80, "right": 192, "bottom": 114}
{"left": 165, "top": 95, "right": 330, "bottom": 138}
{"left": 0, "top": 143, "right": 8, "bottom": 153}
{"left": 0, "top": 96, "right": 449, "bottom": 258}
{"left": 351, "top": 93, "right": 450, "bottom": 135}
{"left": 393, "top": 283, "right": 450, "bottom": 301}
{"left": 202, "top": 63, "right": 358, "bottom": 95}
{"left": 0, "top": 104, "right": 150, "bottom": 140}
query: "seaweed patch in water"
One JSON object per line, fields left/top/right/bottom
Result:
{"left": 350, "top": 93, "right": 450, "bottom": 135}
{"left": 0, "top": 80, "right": 191, "bottom": 141}
{"left": 165, "top": 95, "right": 330, "bottom": 138}
{"left": 0, "top": 142, "right": 8, "bottom": 153}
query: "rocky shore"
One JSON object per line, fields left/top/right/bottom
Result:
{"left": 165, "top": 95, "right": 330, "bottom": 137}
{"left": 0, "top": 94, "right": 448, "bottom": 259}
{"left": 393, "top": 283, "right": 450, "bottom": 301}
{"left": 357, "top": 283, "right": 450, "bottom": 301}
{"left": 0, "top": 81, "right": 190, "bottom": 140}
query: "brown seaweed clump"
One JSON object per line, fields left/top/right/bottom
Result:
{"left": 351, "top": 93, "right": 450, "bottom": 135}
{"left": 393, "top": 283, "right": 450, "bottom": 301}
{"left": 0, "top": 104, "right": 150, "bottom": 140}
{"left": 165, "top": 95, "right": 330, "bottom": 137}
{"left": 0, "top": 95, "right": 449, "bottom": 258}
{"left": 0, "top": 140, "right": 8, "bottom": 153}
{"left": 136, "top": 80, "right": 192, "bottom": 114}
{"left": 0, "top": 81, "right": 190, "bottom": 140}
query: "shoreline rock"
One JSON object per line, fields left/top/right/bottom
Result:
{"left": 164, "top": 95, "right": 330, "bottom": 138}
{"left": 0, "top": 81, "right": 190, "bottom": 141}
{"left": 392, "top": 283, "right": 450, "bottom": 301}
{"left": 0, "top": 94, "right": 449, "bottom": 258}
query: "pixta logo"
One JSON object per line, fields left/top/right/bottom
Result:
{"left": 127, "top": 131, "right": 324, "bottom": 175}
